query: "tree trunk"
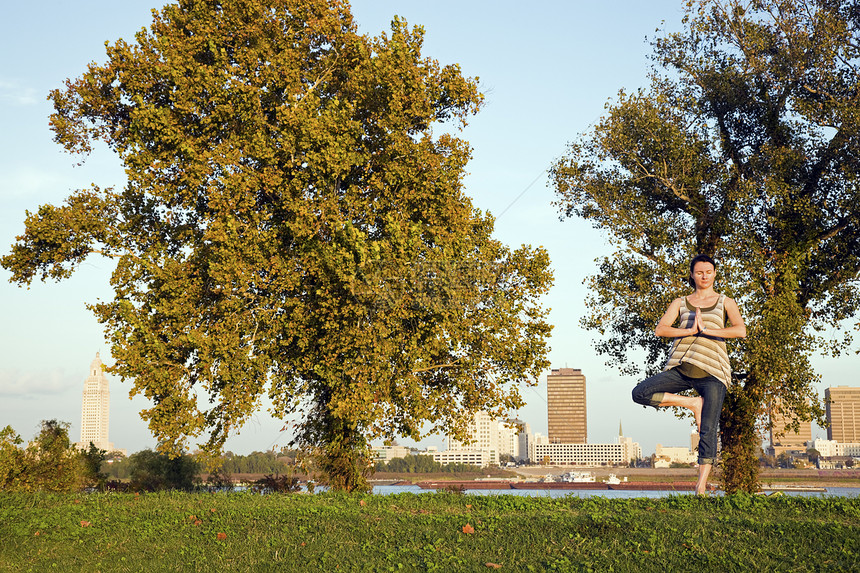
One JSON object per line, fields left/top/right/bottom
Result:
{"left": 719, "top": 377, "right": 762, "bottom": 493}
{"left": 307, "top": 399, "right": 373, "bottom": 493}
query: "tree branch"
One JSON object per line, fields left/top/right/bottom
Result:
{"left": 412, "top": 360, "right": 460, "bottom": 374}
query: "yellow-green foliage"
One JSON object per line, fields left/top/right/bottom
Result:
{"left": 551, "top": 0, "right": 860, "bottom": 492}
{"left": 0, "top": 421, "right": 89, "bottom": 492}
{"left": 2, "top": 0, "right": 553, "bottom": 491}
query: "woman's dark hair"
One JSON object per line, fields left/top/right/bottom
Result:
{"left": 688, "top": 254, "right": 717, "bottom": 288}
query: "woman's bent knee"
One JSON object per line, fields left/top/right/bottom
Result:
{"left": 632, "top": 386, "right": 663, "bottom": 408}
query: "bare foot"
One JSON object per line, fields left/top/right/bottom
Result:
{"left": 696, "top": 463, "right": 712, "bottom": 496}
{"left": 691, "top": 397, "right": 703, "bottom": 432}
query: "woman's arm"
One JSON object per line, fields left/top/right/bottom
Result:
{"left": 654, "top": 297, "right": 698, "bottom": 338}
{"left": 703, "top": 296, "right": 747, "bottom": 339}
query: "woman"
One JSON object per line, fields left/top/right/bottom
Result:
{"left": 631, "top": 254, "right": 746, "bottom": 495}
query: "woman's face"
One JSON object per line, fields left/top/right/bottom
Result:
{"left": 691, "top": 261, "right": 716, "bottom": 289}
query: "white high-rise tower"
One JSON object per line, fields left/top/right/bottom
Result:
{"left": 78, "top": 353, "right": 114, "bottom": 452}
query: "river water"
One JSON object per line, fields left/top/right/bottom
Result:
{"left": 370, "top": 484, "right": 860, "bottom": 498}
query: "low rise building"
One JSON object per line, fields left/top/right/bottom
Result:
{"left": 372, "top": 445, "right": 412, "bottom": 462}
{"left": 811, "top": 438, "right": 860, "bottom": 458}
{"left": 527, "top": 424, "right": 640, "bottom": 466}
{"left": 812, "top": 438, "right": 838, "bottom": 458}
{"left": 655, "top": 443, "right": 697, "bottom": 465}
{"left": 530, "top": 442, "right": 626, "bottom": 467}
{"left": 431, "top": 449, "right": 492, "bottom": 467}
{"left": 619, "top": 434, "right": 643, "bottom": 462}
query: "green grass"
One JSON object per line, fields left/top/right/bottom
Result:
{"left": 1, "top": 492, "right": 858, "bottom": 572}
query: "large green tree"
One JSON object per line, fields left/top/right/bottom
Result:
{"left": 2, "top": 0, "right": 552, "bottom": 491}
{"left": 551, "top": 0, "right": 860, "bottom": 492}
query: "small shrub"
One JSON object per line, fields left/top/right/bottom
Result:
{"left": 128, "top": 450, "right": 200, "bottom": 492}
{"left": 0, "top": 421, "right": 86, "bottom": 492}
{"left": 205, "top": 466, "right": 234, "bottom": 492}
{"left": 250, "top": 473, "right": 302, "bottom": 493}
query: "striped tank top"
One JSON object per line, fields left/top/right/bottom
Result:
{"left": 663, "top": 294, "right": 732, "bottom": 387}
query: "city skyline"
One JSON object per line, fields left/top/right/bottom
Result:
{"left": 9, "top": 349, "right": 860, "bottom": 460}
{"left": 3, "top": 1, "right": 860, "bottom": 457}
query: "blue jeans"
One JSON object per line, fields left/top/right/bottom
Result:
{"left": 631, "top": 368, "right": 726, "bottom": 465}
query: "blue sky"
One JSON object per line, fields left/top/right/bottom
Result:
{"left": 2, "top": 0, "right": 856, "bottom": 456}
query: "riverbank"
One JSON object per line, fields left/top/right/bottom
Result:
{"left": 371, "top": 467, "right": 860, "bottom": 490}
{"left": 2, "top": 492, "right": 857, "bottom": 571}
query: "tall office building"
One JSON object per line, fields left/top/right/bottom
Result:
{"left": 826, "top": 386, "right": 860, "bottom": 443}
{"left": 768, "top": 404, "right": 812, "bottom": 456}
{"left": 446, "top": 412, "right": 514, "bottom": 465}
{"left": 497, "top": 418, "right": 521, "bottom": 460}
{"left": 546, "top": 368, "right": 587, "bottom": 443}
{"left": 78, "top": 353, "right": 114, "bottom": 452}
{"left": 515, "top": 420, "right": 532, "bottom": 463}
{"left": 448, "top": 411, "right": 499, "bottom": 455}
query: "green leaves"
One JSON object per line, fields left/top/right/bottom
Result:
{"left": 4, "top": 0, "right": 552, "bottom": 490}
{"left": 2, "top": 187, "right": 120, "bottom": 284}
{"left": 552, "top": 0, "right": 860, "bottom": 492}
{"left": 0, "top": 421, "right": 90, "bottom": 493}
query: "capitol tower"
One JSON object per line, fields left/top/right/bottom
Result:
{"left": 77, "top": 353, "right": 114, "bottom": 452}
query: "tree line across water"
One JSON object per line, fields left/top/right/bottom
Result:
{"left": 0, "top": 420, "right": 309, "bottom": 492}
{"left": 0, "top": 420, "right": 492, "bottom": 492}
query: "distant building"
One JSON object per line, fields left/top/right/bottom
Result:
{"left": 618, "top": 435, "right": 642, "bottom": 462}
{"left": 372, "top": 445, "right": 412, "bottom": 462}
{"left": 431, "top": 449, "right": 492, "bottom": 467}
{"left": 616, "top": 422, "right": 642, "bottom": 462}
{"left": 446, "top": 412, "right": 524, "bottom": 465}
{"left": 531, "top": 442, "right": 625, "bottom": 467}
{"left": 515, "top": 420, "right": 532, "bottom": 463}
{"left": 811, "top": 438, "right": 860, "bottom": 458}
{"left": 447, "top": 411, "right": 500, "bottom": 465}
{"left": 812, "top": 438, "right": 838, "bottom": 458}
{"left": 768, "top": 400, "right": 812, "bottom": 456}
{"left": 826, "top": 386, "right": 860, "bottom": 443}
{"left": 498, "top": 419, "right": 521, "bottom": 460}
{"left": 528, "top": 431, "right": 641, "bottom": 467}
{"left": 76, "top": 353, "right": 115, "bottom": 452}
{"left": 655, "top": 444, "right": 697, "bottom": 465}
{"left": 546, "top": 368, "right": 587, "bottom": 444}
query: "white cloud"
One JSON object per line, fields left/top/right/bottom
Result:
{"left": 0, "top": 368, "right": 75, "bottom": 397}
{"left": 0, "top": 79, "right": 40, "bottom": 106}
